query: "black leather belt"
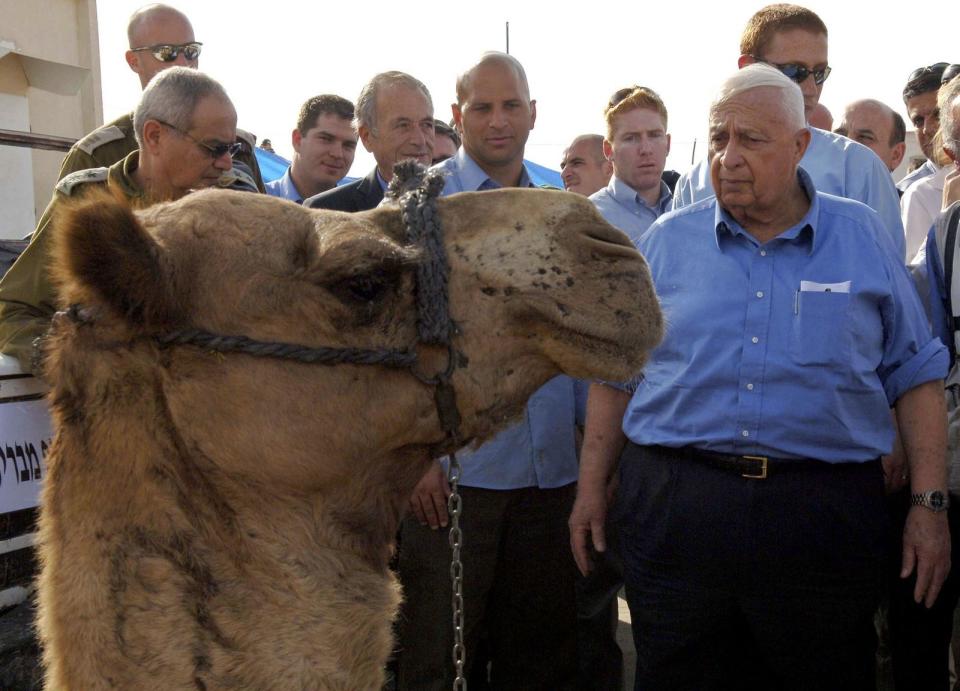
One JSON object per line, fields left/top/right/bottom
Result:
{"left": 649, "top": 445, "right": 816, "bottom": 480}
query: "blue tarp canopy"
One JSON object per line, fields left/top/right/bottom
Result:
{"left": 254, "top": 149, "right": 563, "bottom": 189}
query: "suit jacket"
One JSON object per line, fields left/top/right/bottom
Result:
{"left": 304, "top": 167, "right": 384, "bottom": 212}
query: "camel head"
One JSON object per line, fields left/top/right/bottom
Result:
{"left": 46, "top": 186, "right": 660, "bottom": 488}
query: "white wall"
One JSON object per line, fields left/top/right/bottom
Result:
{"left": 0, "top": 93, "right": 36, "bottom": 239}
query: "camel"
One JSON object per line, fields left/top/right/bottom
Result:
{"left": 35, "top": 179, "right": 662, "bottom": 690}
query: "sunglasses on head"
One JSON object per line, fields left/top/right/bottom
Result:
{"left": 155, "top": 120, "right": 242, "bottom": 159}
{"left": 131, "top": 42, "right": 202, "bottom": 63}
{"left": 752, "top": 57, "right": 831, "bottom": 85}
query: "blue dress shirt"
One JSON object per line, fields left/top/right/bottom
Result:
{"left": 590, "top": 177, "right": 673, "bottom": 246}
{"left": 673, "top": 127, "right": 906, "bottom": 260}
{"left": 434, "top": 150, "right": 578, "bottom": 489}
{"left": 264, "top": 168, "right": 304, "bottom": 204}
{"left": 432, "top": 149, "right": 534, "bottom": 194}
{"left": 626, "top": 169, "right": 946, "bottom": 463}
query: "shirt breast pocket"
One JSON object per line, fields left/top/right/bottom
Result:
{"left": 790, "top": 284, "right": 852, "bottom": 366}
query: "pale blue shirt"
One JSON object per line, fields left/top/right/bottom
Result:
{"left": 434, "top": 149, "right": 578, "bottom": 489}
{"left": 264, "top": 168, "right": 303, "bottom": 204}
{"left": 627, "top": 169, "right": 946, "bottom": 462}
{"left": 590, "top": 176, "right": 672, "bottom": 245}
{"left": 432, "top": 149, "right": 533, "bottom": 194}
{"left": 673, "top": 127, "right": 906, "bottom": 260}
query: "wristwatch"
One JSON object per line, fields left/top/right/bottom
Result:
{"left": 911, "top": 490, "right": 950, "bottom": 512}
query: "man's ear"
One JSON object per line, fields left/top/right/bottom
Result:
{"left": 292, "top": 128, "right": 303, "bottom": 154}
{"left": 529, "top": 99, "right": 537, "bottom": 131}
{"left": 738, "top": 54, "right": 756, "bottom": 69}
{"left": 358, "top": 124, "right": 375, "bottom": 153}
{"left": 124, "top": 50, "right": 140, "bottom": 74}
{"left": 602, "top": 139, "right": 613, "bottom": 161}
{"left": 451, "top": 103, "right": 463, "bottom": 131}
{"left": 795, "top": 127, "right": 812, "bottom": 163}
{"left": 141, "top": 119, "right": 165, "bottom": 156}
{"left": 891, "top": 142, "right": 906, "bottom": 171}
{"left": 666, "top": 133, "right": 672, "bottom": 157}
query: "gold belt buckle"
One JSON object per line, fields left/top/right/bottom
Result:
{"left": 741, "top": 455, "right": 768, "bottom": 479}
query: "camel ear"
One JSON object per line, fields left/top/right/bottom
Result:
{"left": 51, "top": 189, "right": 181, "bottom": 329}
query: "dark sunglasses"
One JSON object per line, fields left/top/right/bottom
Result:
{"left": 752, "top": 57, "right": 831, "bottom": 85}
{"left": 155, "top": 120, "right": 242, "bottom": 159}
{"left": 907, "top": 62, "right": 949, "bottom": 84}
{"left": 131, "top": 42, "right": 202, "bottom": 63}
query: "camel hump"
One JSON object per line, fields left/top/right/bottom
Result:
{"left": 51, "top": 190, "right": 180, "bottom": 328}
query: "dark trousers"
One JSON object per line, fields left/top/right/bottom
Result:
{"left": 616, "top": 443, "right": 888, "bottom": 691}
{"left": 395, "top": 484, "right": 579, "bottom": 691}
{"left": 574, "top": 515, "right": 624, "bottom": 691}
{"left": 886, "top": 491, "right": 960, "bottom": 691}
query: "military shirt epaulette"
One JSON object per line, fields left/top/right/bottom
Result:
{"left": 75, "top": 125, "right": 127, "bottom": 155}
{"left": 55, "top": 167, "right": 109, "bottom": 196}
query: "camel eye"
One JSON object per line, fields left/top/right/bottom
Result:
{"left": 329, "top": 270, "right": 395, "bottom": 305}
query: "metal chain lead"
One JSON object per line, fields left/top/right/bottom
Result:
{"left": 447, "top": 447, "right": 466, "bottom": 691}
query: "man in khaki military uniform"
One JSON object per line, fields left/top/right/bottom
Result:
{"left": 58, "top": 3, "right": 264, "bottom": 192}
{"left": 0, "top": 67, "right": 241, "bottom": 372}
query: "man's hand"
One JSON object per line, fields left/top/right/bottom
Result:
{"left": 569, "top": 484, "right": 608, "bottom": 577}
{"left": 901, "top": 506, "right": 951, "bottom": 607}
{"left": 408, "top": 462, "right": 451, "bottom": 529}
{"left": 895, "top": 380, "right": 952, "bottom": 607}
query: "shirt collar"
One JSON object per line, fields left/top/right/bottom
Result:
{"left": 110, "top": 150, "right": 146, "bottom": 200}
{"left": 609, "top": 175, "right": 673, "bottom": 213}
{"left": 375, "top": 168, "right": 389, "bottom": 192}
{"left": 279, "top": 168, "right": 304, "bottom": 203}
{"left": 452, "top": 149, "right": 535, "bottom": 190}
{"left": 714, "top": 167, "right": 819, "bottom": 253}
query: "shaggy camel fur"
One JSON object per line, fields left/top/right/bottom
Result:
{"left": 36, "top": 187, "right": 662, "bottom": 690}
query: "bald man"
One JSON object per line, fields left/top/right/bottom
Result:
{"left": 835, "top": 99, "right": 906, "bottom": 173}
{"left": 56, "top": 3, "right": 263, "bottom": 191}
{"left": 560, "top": 134, "right": 612, "bottom": 196}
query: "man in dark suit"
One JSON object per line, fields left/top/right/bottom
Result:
{"left": 305, "top": 71, "right": 436, "bottom": 211}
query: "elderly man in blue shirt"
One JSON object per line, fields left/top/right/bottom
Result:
{"left": 590, "top": 86, "right": 673, "bottom": 245}
{"left": 395, "top": 51, "right": 581, "bottom": 691}
{"left": 570, "top": 63, "right": 950, "bottom": 690}
{"left": 673, "top": 4, "right": 906, "bottom": 260}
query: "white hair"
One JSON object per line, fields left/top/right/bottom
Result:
{"left": 710, "top": 63, "right": 806, "bottom": 131}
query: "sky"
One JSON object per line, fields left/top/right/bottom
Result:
{"left": 95, "top": 0, "right": 955, "bottom": 178}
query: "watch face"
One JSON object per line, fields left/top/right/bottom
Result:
{"left": 931, "top": 491, "right": 947, "bottom": 510}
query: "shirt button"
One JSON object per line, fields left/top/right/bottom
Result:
{"left": 756, "top": 291, "right": 764, "bottom": 298}
{"left": 751, "top": 336, "right": 759, "bottom": 344}
{"left": 760, "top": 250, "right": 767, "bottom": 256}
{"left": 741, "top": 430, "right": 750, "bottom": 437}
{"left": 746, "top": 383, "right": 754, "bottom": 391}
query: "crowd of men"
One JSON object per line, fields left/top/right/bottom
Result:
{"left": 2, "top": 2, "right": 960, "bottom": 689}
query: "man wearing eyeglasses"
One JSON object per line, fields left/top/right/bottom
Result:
{"left": 56, "top": 3, "right": 264, "bottom": 193}
{"left": 0, "top": 67, "right": 240, "bottom": 372}
{"left": 673, "top": 3, "right": 906, "bottom": 260}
